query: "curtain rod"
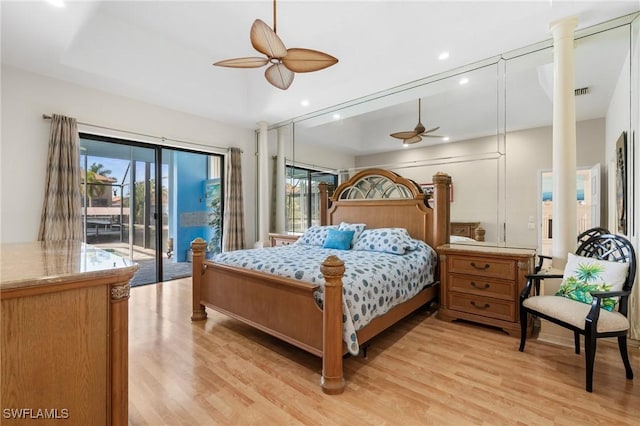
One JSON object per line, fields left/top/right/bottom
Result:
{"left": 41, "top": 114, "right": 238, "bottom": 154}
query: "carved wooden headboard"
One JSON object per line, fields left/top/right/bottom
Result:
{"left": 319, "top": 168, "right": 451, "bottom": 249}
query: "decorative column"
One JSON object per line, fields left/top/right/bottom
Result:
{"left": 275, "top": 127, "right": 286, "bottom": 233}
{"left": 257, "top": 121, "right": 270, "bottom": 247}
{"left": 550, "top": 16, "right": 579, "bottom": 267}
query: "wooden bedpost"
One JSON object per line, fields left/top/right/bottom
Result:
{"left": 319, "top": 182, "right": 328, "bottom": 226}
{"left": 320, "top": 255, "right": 345, "bottom": 394}
{"left": 190, "top": 238, "right": 208, "bottom": 321}
{"left": 432, "top": 172, "right": 452, "bottom": 248}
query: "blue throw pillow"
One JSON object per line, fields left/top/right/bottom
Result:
{"left": 323, "top": 229, "right": 355, "bottom": 250}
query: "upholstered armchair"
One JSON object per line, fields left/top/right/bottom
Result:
{"left": 519, "top": 233, "right": 636, "bottom": 392}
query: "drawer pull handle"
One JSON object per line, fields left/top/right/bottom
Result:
{"left": 470, "top": 262, "right": 490, "bottom": 270}
{"left": 470, "top": 281, "right": 490, "bottom": 290}
{"left": 470, "top": 301, "right": 490, "bottom": 309}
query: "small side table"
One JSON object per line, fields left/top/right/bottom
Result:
{"left": 268, "top": 233, "right": 300, "bottom": 247}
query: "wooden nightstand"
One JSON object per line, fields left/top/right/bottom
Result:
{"left": 437, "top": 244, "right": 535, "bottom": 337}
{"left": 268, "top": 233, "right": 300, "bottom": 247}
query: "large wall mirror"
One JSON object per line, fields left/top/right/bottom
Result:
{"left": 275, "top": 14, "right": 636, "bottom": 250}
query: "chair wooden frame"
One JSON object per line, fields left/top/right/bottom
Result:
{"left": 533, "top": 227, "right": 611, "bottom": 274}
{"left": 519, "top": 234, "right": 637, "bottom": 392}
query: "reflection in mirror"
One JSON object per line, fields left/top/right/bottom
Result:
{"left": 504, "top": 23, "right": 631, "bottom": 249}
{"left": 290, "top": 61, "right": 502, "bottom": 245}
{"left": 278, "top": 16, "right": 634, "bottom": 251}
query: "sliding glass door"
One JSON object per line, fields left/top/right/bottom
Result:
{"left": 285, "top": 166, "right": 337, "bottom": 232}
{"left": 80, "top": 134, "right": 223, "bottom": 286}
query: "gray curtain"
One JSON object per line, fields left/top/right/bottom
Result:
{"left": 38, "top": 114, "right": 82, "bottom": 241}
{"left": 222, "top": 147, "right": 245, "bottom": 251}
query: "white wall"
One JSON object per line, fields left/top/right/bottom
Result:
{"left": 354, "top": 119, "right": 605, "bottom": 248}
{"left": 1, "top": 66, "right": 256, "bottom": 245}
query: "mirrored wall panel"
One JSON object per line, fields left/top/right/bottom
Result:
{"left": 277, "top": 15, "right": 635, "bottom": 251}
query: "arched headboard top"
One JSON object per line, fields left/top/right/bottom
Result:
{"left": 320, "top": 169, "right": 451, "bottom": 249}
{"left": 332, "top": 168, "right": 424, "bottom": 202}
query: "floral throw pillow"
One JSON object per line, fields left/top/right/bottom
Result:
{"left": 555, "top": 252, "right": 629, "bottom": 311}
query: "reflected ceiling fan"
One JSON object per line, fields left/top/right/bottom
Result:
{"left": 390, "top": 99, "right": 442, "bottom": 144}
{"left": 213, "top": 0, "right": 338, "bottom": 90}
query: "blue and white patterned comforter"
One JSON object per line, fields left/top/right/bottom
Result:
{"left": 212, "top": 241, "right": 437, "bottom": 355}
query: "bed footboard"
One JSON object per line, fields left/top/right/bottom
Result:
{"left": 190, "top": 239, "right": 346, "bottom": 394}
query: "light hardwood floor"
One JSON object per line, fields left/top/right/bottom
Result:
{"left": 129, "top": 278, "right": 640, "bottom": 425}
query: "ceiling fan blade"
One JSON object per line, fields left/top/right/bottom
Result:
{"left": 390, "top": 131, "right": 418, "bottom": 140}
{"left": 251, "top": 19, "right": 288, "bottom": 59}
{"left": 423, "top": 134, "right": 445, "bottom": 138}
{"left": 282, "top": 48, "right": 339, "bottom": 73}
{"left": 403, "top": 135, "right": 422, "bottom": 144}
{"left": 213, "top": 57, "right": 269, "bottom": 68}
{"left": 265, "top": 63, "right": 294, "bottom": 90}
{"left": 421, "top": 126, "right": 440, "bottom": 135}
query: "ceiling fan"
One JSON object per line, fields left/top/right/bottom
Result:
{"left": 213, "top": 0, "right": 338, "bottom": 90}
{"left": 390, "top": 99, "right": 442, "bottom": 144}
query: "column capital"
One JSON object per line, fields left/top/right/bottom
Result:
{"left": 549, "top": 16, "right": 578, "bottom": 39}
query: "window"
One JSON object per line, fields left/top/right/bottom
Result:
{"left": 80, "top": 133, "right": 224, "bottom": 286}
{"left": 285, "top": 166, "right": 338, "bottom": 233}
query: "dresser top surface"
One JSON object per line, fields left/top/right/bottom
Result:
{"left": 1, "top": 241, "right": 137, "bottom": 291}
{"left": 437, "top": 243, "right": 536, "bottom": 257}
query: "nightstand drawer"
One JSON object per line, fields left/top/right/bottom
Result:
{"left": 448, "top": 292, "right": 516, "bottom": 322}
{"left": 448, "top": 274, "right": 515, "bottom": 301}
{"left": 448, "top": 256, "right": 515, "bottom": 280}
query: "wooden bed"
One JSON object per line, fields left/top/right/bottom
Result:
{"left": 190, "top": 168, "right": 451, "bottom": 394}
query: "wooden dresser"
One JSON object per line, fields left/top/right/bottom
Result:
{"left": 268, "top": 233, "right": 300, "bottom": 247}
{"left": 437, "top": 244, "right": 535, "bottom": 337}
{"left": 0, "top": 241, "right": 137, "bottom": 425}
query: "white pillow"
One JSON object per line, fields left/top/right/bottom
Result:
{"left": 352, "top": 228, "right": 417, "bottom": 255}
{"left": 295, "top": 225, "right": 338, "bottom": 246}
{"left": 338, "top": 222, "right": 367, "bottom": 247}
{"left": 555, "top": 252, "right": 629, "bottom": 311}
{"left": 451, "top": 235, "right": 476, "bottom": 243}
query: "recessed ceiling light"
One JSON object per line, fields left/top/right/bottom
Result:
{"left": 300, "top": 99, "right": 310, "bottom": 107}
{"left": 438, "top": 51, "right": 449, "bottom": 60}
{"left": 47, "top": 0, "right": 65, "bottom": 7}
{"left": 459, "top": 77, "right": 469, "bottom": 85}
{"left": 332, "top": 113, "right": 341, "bottom": 120}
{"left": 443, "top": 136, "right": 450, "bottom": 142}
{"left": 403, "top": 142, "right": 409, "bottom": 148}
